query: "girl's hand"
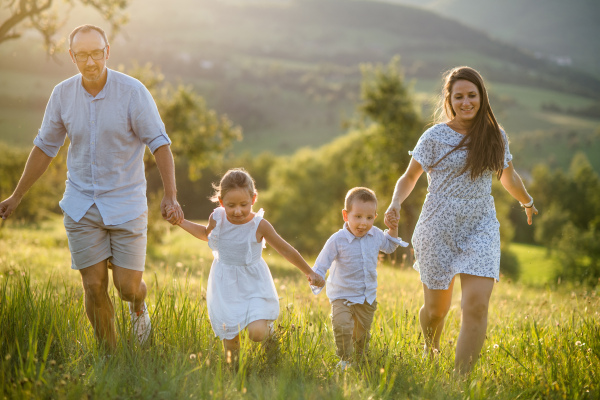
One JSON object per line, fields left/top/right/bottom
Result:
{"left": 308, "top": 272, "right": 325, "bottom": 288}
{"left": 165, "top": 205, "right": 181, "bottom": 225}
{"left": 384, "top": 204, "right": 401, "bottom": 229}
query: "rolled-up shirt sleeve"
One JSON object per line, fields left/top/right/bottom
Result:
{"left": 130, "top": 85, "right": 171, "bottom": 153}
{"left": 33, "top": 86, "right": 67, "bottom": 157}
{"left": 379, "top": 230, "right": 409, "bottom": 254}
{"left": 313, "top": 236, "right": 338, "bottom": 278}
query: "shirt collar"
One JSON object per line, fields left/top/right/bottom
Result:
{"left": 341, "top": 222, "right": 375, "bottom": 243}
{"left": 80, "top": 67, "right": 111, "bottom": 100}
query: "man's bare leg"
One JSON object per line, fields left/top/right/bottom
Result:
{"left": 79, "top": 260, "right": 116, "bottom": 351}
{"left": 111, "top": 264, "right": 146, "bottom": 312}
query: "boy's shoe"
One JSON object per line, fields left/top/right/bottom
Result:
{"left": 130, "top": 302, "right": 151, "bottom": 346}
{"left": 336, "top": 360, "right": 352, "bottom": 371}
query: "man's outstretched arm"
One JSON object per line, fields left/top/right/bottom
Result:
{"left": 0, "top": 146, "right": 53, "bottom": 220}
{"left": 153, "top": 145, "right": 184, "bottom": 225}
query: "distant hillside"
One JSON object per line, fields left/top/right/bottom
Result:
{"left": 0, "top": 0, "right": 598, "bottom": 167}
{"left": 382, "top": 0, "right": 600, "bottom": 78}
{"left": 104, "top": 0, "right": 600, "bottom": 99}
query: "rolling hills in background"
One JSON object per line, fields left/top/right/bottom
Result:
{"left": 0, "top": 0, "right": 598, "bottom": 171}
{"left": 383, "top": 0, "right": 600, "bottom": 78}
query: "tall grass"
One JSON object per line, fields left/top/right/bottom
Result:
{"left": 1, "top": 217, "right": 598, "bottom": 399}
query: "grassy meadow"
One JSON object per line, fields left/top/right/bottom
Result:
{"left": 1, "top": 216, "right": 599, "bottom": 399}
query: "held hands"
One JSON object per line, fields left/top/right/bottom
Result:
{"left": 307, "top": 272, "right": 325, "bottom": 288}
{"left": 164, "top": 204, "right": 184, "bottom": 225}
{"left": 161, "top": 197, "right": 184, "bottom": 225}
{"left": 384, "top": 204, "right": 401, "bottom": 230}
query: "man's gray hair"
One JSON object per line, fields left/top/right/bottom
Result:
{"left": 69, "top": 24, "right": 109, "bottom": 49}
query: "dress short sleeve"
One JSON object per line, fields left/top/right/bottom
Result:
{"left": 501, "top": 130, "right": 513, "bottom": 169}
{"left": 409, "top": 133, "right": 437, "bottom": 173}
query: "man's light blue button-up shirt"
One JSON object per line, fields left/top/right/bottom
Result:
{"left": 313, "top": 223, "right": 408, "bottom": 305}
{"left": 33, "top": 68, "right": 171, "bottom": 225}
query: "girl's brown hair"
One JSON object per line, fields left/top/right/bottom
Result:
{"left": 209, "top": 168, "right": 257, "bottom": 203}
{"left": 432, "top": 66, "right": 505, "bottom": 180}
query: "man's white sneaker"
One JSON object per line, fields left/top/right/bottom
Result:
{"left": 130, "top": 302, "right": 151, "bottom": 346}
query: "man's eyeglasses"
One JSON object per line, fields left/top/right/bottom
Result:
{"left": 72, "top": 47, "right": 106, "bottom": 63}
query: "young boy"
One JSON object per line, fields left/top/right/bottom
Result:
{"left": 312, "top": 187, "right": 408, "bottom": 369}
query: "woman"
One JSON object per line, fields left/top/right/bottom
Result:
{"left": 384, "top": 66, "right": 537, "bottom": 374}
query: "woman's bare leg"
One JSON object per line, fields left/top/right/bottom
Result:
{"left": 420, "top": 277, "right": 455, "bottom": 357}
{"left": 455, "top": 274, "right": 494, "bottom": 374}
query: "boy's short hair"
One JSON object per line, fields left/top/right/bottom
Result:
{"left": 345, "top": 187, "right": 377, "bottom": 211}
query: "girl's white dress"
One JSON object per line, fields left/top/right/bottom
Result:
{"left": 207, "top": 207, "right": 280, "bottom": 340}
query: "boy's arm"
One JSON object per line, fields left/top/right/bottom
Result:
{"left": 379, "top": 227, "right": 409, "bottom": 254}
{"left": 384, "top": 217, "right": 399, "bottom": 238}
{"left": 312, "top": 235, "right": 338, "bottom": 279}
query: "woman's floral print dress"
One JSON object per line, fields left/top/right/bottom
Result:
{"left": 410, "top": 123, "right": 512, "bottom": 289}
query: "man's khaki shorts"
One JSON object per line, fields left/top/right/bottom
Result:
{"left": 63, "top": 204, "right": 148, "bottom": 271}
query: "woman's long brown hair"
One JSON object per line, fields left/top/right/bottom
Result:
{"left": 430, "top": 66, "right": 505, "bottom": 180}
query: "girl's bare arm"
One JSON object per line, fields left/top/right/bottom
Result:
{"left": 257, "top": 219, "right": 324, "bottom": 286}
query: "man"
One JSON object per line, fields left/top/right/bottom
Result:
{"left": 0, "top": 24, "right": 184, "bottom": 351}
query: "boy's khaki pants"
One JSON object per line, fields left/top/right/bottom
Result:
{"left": 331, "top": 299, "right": 377, "bottom": 361}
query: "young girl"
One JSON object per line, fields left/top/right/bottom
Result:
{"left": 169, "top": 168, "right": 324, "bottom": 358}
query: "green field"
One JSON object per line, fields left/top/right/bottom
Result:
{"left": 510, "top": 243, "right": 560, "bottom": 286}
{"left": 1, "top": 217, "right": 598, "bottom": 399}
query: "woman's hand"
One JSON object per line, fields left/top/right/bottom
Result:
{"left": 384, "top": 203, "right": 401, "bottom": 229}
{"left": 523, "top": 204, "right": 538, "bottom": 225}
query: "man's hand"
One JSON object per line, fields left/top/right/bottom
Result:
{"left": 161, "top": 196, "right": 184, "bottom": 225}
{"left": 0, "top": 195, "right": 22, "bottom": 220}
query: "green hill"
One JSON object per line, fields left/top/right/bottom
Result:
{"left": 383, "top": 0, "right": 600, "bottom": 78}
{"left": 0, "top": 0, "right": 598, "bottom": 170}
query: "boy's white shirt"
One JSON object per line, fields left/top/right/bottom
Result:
{"left": 311, "top": 223, "right": 408, "bottom": 304}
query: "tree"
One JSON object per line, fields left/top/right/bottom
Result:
{"left": 0, "top": 0, "right": 129, "bottom": 54}
{"left": 127, "top": 63, "right": 242, "bottom": 181}
{"left": 126, "top": 63, "right": 242, "bottom": 244}
{"left": 531, "top": 152, "right": 600, "bottom": 285}
{"left": 261, "top": 57, "right": 425, "bottom": 254}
